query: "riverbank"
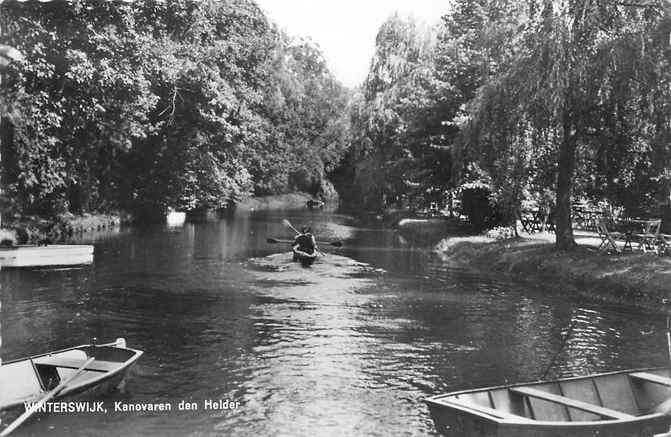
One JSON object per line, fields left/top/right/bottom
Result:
{"left": 236, "top": 192, "right": 332, "bottom": 211}
{"left": 396, "top": 216, "right": 464, "bottom": 245}
{"left": 435, "top": 232, "right": 671, "bottom": 310}
{"left": 0, "top": 192, "right": 329, "bottom": 243}
{"left": 2, "top": 212, "right": 123, "bottom": 244}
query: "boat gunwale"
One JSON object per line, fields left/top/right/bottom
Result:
{"left": 2, "top": 342, "right": 137, "bottom": 365}
{"left": 292, "top": 248, "right": 318, "bottom": 259}
{"left": 424, "top": 366, "right": 669, "bottom": 426}
{"left": 0, "top": 245, "right": 94, "bottom": 251}
{"left": 58, "top": 347, "right": 143, "bottom": 397}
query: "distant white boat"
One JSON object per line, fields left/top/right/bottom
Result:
{"left": 0, "top": 244, "right": 94, "bottom": 268}
{"left": 166, "top": 211, "right": 186, "bottom": 227}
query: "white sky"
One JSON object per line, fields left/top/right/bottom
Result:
{"left": 255, "top": 0, "right": 451, "bottom": 88}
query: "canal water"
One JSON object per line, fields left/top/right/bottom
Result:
{"left": 1, "top": 210, "right": 669, "bottom": 436}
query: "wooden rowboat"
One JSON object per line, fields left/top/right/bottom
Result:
{"left": 425, "top": 368, "right": 671, "bottom": 437}
{"left": 0, "top": 244, "right": 94, "bottom": 268}
{"left": 292, "top": 248, "right": 317, "bottom": 267}
{"left": 0, "top": 338, "right": 142, "bottom": 413}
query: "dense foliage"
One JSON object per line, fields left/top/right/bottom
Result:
{"left": 339, "top": 1, "right": 671, "bottom": 248}
{"left": 0, "top": 0, "right": 350, "bottom": 219}
{"left": 333, "top": 14, "right": 449, "bottom": 211}
{"left": 5, "top": 0, "right": 671, "bottom": 246}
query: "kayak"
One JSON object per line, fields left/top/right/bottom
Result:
{"left": 292, "top": 248, "right": 317, "bottom": 267}
{"left": 425, "top": 367, "right": 671, "bottom": 437}
{"left": 0, "top": 338, "right": 143, "bottom": 413}
{"left": 306, "top": 199, "right": 324, "bottom": 209}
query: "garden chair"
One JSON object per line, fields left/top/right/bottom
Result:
{"left": 596, "top": 219, "right": 624, "bottom": 253}
{"left": 634, "top": 219, "right": 661, "bottom": 253}
{"left": 656, "top": 232, "right": 671, "bottom": 256}
{"left": 518, "top": 210, "right": 535, "bottom": 233}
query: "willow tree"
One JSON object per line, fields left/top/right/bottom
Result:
{"left": 338, "top": 14, "right": 443, "bottom": 209}
{"left": 463, "top": 0, "right": 671, "bottom": 249}
{"left": 525, "top": 1, "right": 671, "bottom": 248}
{"left": 530, "top": 0, "right": 599, "bottom": 248}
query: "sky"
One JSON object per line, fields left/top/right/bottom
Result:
{"left": 255, "top": 0, "right": 451, "bottom": 88}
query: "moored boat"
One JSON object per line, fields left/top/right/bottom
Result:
{"left": 166, "top": 209, "right": 186, "bottom": 227}
{"left": 306, "top": 199, "right": 324, "bottom": 210}
{"left": 425, "top": 368, "right": 671, "bottom": 437}
{"left": 0, "top": 338, "right": 143, "bottom": 414}
{"left": 292, "top": 248, "right": 317, "bottom": 267}
{"left": 0, "top": 244, "right": 94, "bottom": 268}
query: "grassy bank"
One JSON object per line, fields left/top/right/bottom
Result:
{"left": 435, "top": 233, "right": 671, "bottom": 310}
{"left": 396, "top": 216, "right": 465, "bottom": 245}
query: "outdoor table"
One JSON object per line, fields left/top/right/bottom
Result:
{"left": 657, "top": 233, "right": 671, "bottom": 255}
{"left": 615, "top": 218, "right": 662, "bottom": 253}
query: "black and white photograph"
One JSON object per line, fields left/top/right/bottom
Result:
{"left": 4, "top": 0, "right": 671, "bottom": 436}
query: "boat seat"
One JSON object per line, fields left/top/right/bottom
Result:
{"left": 451, "top": 399, "right": 533, "bottom": 423}
{"left": 629, "top": 372, "right": 671, "bottom": 386}
{"left": 33, "top": 357, "right": 121, "bottom": 373}
{"left": 509, "top": 387, "right": 634, "bottom": 420}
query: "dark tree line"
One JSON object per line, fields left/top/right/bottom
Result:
{"left": 0, "top": 0, "right": 350, "bottom": 220}
{"left": 5, "top": 0, "right": 671, "bottom": 249}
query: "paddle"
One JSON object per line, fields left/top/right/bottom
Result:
{"left": 267, "top": 237, "right": 342, "bottom": 247}
{"left": 0, "top": 357, "right": 95, "bottom": 436}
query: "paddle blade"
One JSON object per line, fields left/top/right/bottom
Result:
{"left": 282, "top": 219, "right": 295, "bottom": 230}
{"left": 329, "top": 241, "right": 343, "bottom": 247}
{"left": 267, "top": 238, "right": 280, "bottom": 244}
{"left": 282, "top": 219, "right": 300, "bottom": 235}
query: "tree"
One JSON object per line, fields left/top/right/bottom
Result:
{"left": 250, "top": 33, "right": 350, "bottom": 196}
{"left": 434, "top": 0, "right": 530, "bottom": 224}
{"left": 456, "top": 0, "right": 671, "bottom": 248}
{"left": 336, "top": 14, "right": 445, "bottom": 210}
{"left": 0, "top": 0, "right": 351, "bottom": 219}
{"left": 0, "top": 0, "right": 159, "bottom": 213}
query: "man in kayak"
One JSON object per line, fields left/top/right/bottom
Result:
{"left": 292, "top": 226, "right": 318, "bottom": 261}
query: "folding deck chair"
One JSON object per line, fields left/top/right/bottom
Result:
{"left": 596, "top": 219, "right": 624, "bottom": 253}
{"left": 634, "top": 219, "right": 661, "bottom": 253}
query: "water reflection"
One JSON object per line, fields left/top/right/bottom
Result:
{"left": 241, "top": 253, "right": 434, "bottom": 436}
{"left": 0, "top": 210, "right": 669, "bottom": 436}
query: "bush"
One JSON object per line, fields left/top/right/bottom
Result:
{"left": 459, "top": 184, "right": 505, "bottom": 231}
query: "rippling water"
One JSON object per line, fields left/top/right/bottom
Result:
{"left": 1, "top": 210, "right": 669, "bottom": 436}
